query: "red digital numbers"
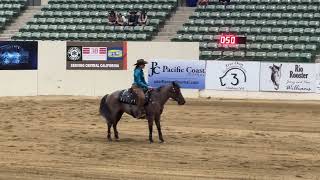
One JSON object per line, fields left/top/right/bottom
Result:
{"left": 220, "top": 35, "right": 236, "bottom": 45}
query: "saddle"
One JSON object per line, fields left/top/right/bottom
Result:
{"left": 119, "top": 88, "right": 151, "bottom": 105}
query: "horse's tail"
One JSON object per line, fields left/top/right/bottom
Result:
{"left": 99, "top": 94, "right": 110, "bottom": 120}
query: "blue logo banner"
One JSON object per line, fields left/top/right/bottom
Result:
{"left": 148, "top": 59, "right": 206, "bottom": 89}
{"left": 107, "top": 47, "right": 123, "bottom": 61}
{"left": 0, "top": 41, "right": 38, "bottom": 70}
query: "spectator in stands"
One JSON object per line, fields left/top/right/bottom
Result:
{"left": 117, "top": 13, "right": 127, "bottom": 26}
{"left": 108, "top": 10, "right": 117, "bottom": 25}
{"left": 138, "top": 11, "right": 148, "bottom": 26}
{"left": 128, "top": 11, "right": 138, "bottom": 26}
{"left": 219, "top": 0, "right": 230, "bottom": 6}
{"left": 198, "top": 0, "right": 208, "bottom": 6}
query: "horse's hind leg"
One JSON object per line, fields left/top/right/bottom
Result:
{"left": 155, "top": 114, "right": 164, "bottom": 143}
{"left": 113, "top": 112, "right": 123, "bottom": 140}
{"left": 107, "top": 122, "right": 112, "bottom": 141}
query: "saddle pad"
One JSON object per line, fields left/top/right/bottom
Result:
{"left": 119, "top": 89, "right": 151, "bottom": 105}
{"left": 119, "top": 89, "right": 137, "bottom": 105}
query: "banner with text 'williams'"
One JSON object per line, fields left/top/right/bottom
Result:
{"left": 148, "top": 59, "right": 205, "bottom": 89}
{"left": 260, "top": 63, "right": 316, "bottom": 93}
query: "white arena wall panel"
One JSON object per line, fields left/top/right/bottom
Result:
{"left": 37, "top": 41, "right": 200, "bottom": 97}
{"left": 0, "top": 70, "right": 37, "bottom": 96}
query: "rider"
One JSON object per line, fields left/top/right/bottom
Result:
{"left": 131, "top": 59, "right": 149, "bottom": 118}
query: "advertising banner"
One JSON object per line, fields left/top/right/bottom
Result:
{"left": 147, "top": 59, "right": 206, "bottom": 89}
{"left": 205, "top": 61, "right": 260, "bottom": 91}
{"left": 260, "top": 63, "right": 316, "bottom": 93}
{"left": 0, "top": 41, "right": 38, "bottom": 70}
{"left": 316, "top": 63, "right": 320, "bottom": 93}
{"left": 66, "top": 42, "right": 127, "bottom": 70}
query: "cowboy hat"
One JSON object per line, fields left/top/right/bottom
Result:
{"left": 134, "top": 59, "right": 148, "bottom": 66}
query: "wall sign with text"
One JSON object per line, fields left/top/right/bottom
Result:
{"left": 66, "top": 42, "right": 127, "bottom": 70}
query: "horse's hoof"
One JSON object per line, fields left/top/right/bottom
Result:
{"left": 107, "top": 138, "right": 112, "bottom": 142}
{"left": 159, "top": 140, "right": 164, "bottom": 143}
{"left": 149, "top": 140, "right": 154, "bottom": 144}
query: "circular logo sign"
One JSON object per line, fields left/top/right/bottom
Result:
{"left": 67, "top": 47, "right": 81, "bottom": 61}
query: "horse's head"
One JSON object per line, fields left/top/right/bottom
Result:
{"left": 169, "top": 82, "right": 185, "bottom": 105}
{"left": 269, "top": 64, "right": 282, "bottom": 90}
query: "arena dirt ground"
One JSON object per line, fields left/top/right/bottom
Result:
{"left": 0, "top": 96, "right": 320, "bottom": 180}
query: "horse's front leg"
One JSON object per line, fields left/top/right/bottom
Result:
{"left": 155, "top": 114, "right": 164, "bottom": 143}
{"left": 147, "top": 115, "right": 154, "bottom": 143}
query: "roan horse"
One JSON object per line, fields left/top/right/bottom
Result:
{"left": 99, "top": 82, "right": 186, "bottom": 143}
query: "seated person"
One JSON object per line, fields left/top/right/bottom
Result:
{"left": 117, "top": 13, "right": 127, "bottom": 26}
{"left": 198, "top": 0, "right": 208, "bottom": 6}
{"left": 138, "top": 11, "right": 148, "bottom": 25}
{"left": 128, "top": 11, "right": 138, "bottom": 26}
{"left": 108, "top": 10, "right": 117, "bottom": 25}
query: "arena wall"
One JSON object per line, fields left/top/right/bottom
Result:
{"left": 36, "top": 41, "right": 199, "bottom": 97}
{"left": 1, "top": 41, "right": 320, "bottom": 101}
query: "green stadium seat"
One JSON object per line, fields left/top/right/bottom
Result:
{"left": 68, "top": 33, "right": 78, "bottom": 40}
{"left": 39, "top": 25, "right": 49, "bottom": 31}
{"left": 246, "top": 20, "right": 256, "bottom": 26}
{"left": 239, "top": 27, "right": 250, "bottom": 33}
{"left": 283, "top": 28, "right": 293, "bottom": 34}
{"left": 105, "top": 26, "right": 115, "bottom": 32}
{"left": 250, "top": 27, "right": 261, "bottom": 34}
{"left": 310, "top": 36, "right": 320, "bottom": 43}
{"left": 309, "top": 21, "right": 319, "bottom": 27}
{"left": 300, "top": 53, "right": 312, "bottom": 62}
{"left": 59, "top": 33, "right": 68, "bottom": 40}
{"left": 95, "top": 25, "right": 105, "bottom": 32}
{"left": 277, "top": 36, "right": 288, "bottom": 42}
{"left": 31, "top": 32, "right": 41, "bottom": 39}
{"left": 299, "top": 36, "right": 310, "bottom": 42}
{"left": 199, "top": 42, "right": 208, "bottom": 50}
{"left": 298, "top": 20, "right": 309, "bottom": 27}
{"left": 188, "top": 26, "right": 198, "bottom": 33}
{"left": 230, "top": 12, "right": 240, "bottom": 19}
{"left": 271, "top": 13, "right": 282, "bottom": 19}
{"left": 306, "top": 44, "right": 317, "bottom": 51}
{"left": 57, "top": 25, "right": 67, "bottom": 31}
{"left": 266, "top": 52, "right": 278, "bottom": 59}
{"left": 49, "top": 32, "right": 59, "bottom": 40}
{"left": 208, "top": 42, "right": 219, "bottom": 49}
{"left": 86, "top": 25, "right": 95, "bottom": 32}
{"left": 193, "top": 34, "right": 203, "bottom": 41}
{"left": 251, "top": 12, "right": 260, "bottom": 19}
{"left": 293, "top": 28, "right": 304, "bottom": 34}
{"left": 282, "top": 13, "right": 292, "bottom": 19}
{"left": 126, "top": 33, "right": 137, "bottom": 41}
{"left": 303, "top": 13, "right": 313, "bottom": 19}
{"left": 304, "top": 28, "right": 315, "bottom": 34}
{"left": 288, "top": 52, "right": 300, "bottom": 61}
{"left": 234, "top": 51, "right": 245, "bottom": 58}
{"left": 248, "top": 43, "right": 261, "bottom": 50}
{"left": 246, "top": 51, "right": 256, "bottom": 59}
{"left": 287, "top": 5, "right": 297, "bottom": 12}
{"left": 292, "top": 13, "right": 303, "bottom": 19}
{"left": 172, "top": 34, "right": 183, "bottom": 41}
{"left": 283, "top": 44, "right": 294, "bottom": 50}
{"left": 225, "top": 20, "right": 235, "bottom": 26}
{"left": 203, "top": 35, "right": 214, "bottom": 41}
{"left": 256, "top": 35, "right": 266, "bottom": 42}
{"left": 266, "top": 20, "right": 277, "bottom": 26}
{"left": 278, "top": 52, "right": 289, "bottom": 59}
{"left": 288, "top": 36, "right": 299, "bottom": 42}
{"left": 76, "top": 25, "right": 86, "bottom": 32}
{"left": 246, "top": 35, "right": 255, "bottom": 41}
{"left": 261, "top": 27, "right": 272, "bottom": 34}
{"left": 256, "top": 20, "right": 266, "bottom": 26}
{"left": 267, "top": 35, "right": 277, "bottom": 42}
{"left": 182, "top": 34, "right": 193, "bottom": 41}
{"left": 220, "top": 12, "right": 230, "bottom": 18}
{"left": 297, "top": 5, "right": 307, "bottom": 11}
{"left": 240, "top": 12, "right": 250, "bottom": 19}
{"left": 219, "top": 27, "right": 229, "bottom": 33}
{"left": 235, "top": 19, "right": 245, "bottom": 26}
{"left": 199, "top": 27, "right": 209, "bottom": 34}
{"left": 272, "top": 28, "right": 282, "bottom": 34}
{"left": 29, "top": 24, "right": 39, "bottom": 31}
{"left": 230, "top": 27, "right": 240, "bottom": 33}
{"left": 256, "top": 5, "right": 266, "bottom": 11}
{"left": 294, "top": 44, "right": 306, "bottom": 51}
{"left": 200, "top": 51, "right": 212, "bottom": 60}
{"left": 114, "top": 26, "right": 124, "bottom": 32}
{"left": 256, "top": 51, "right": 267, "bottom": 58}
{"left": 226, "top": 5, "right": 236, "bottom": 10}
{"left": 261, "top": 43, "right": 272, "bottom": 50}
{"left": 116, "top": 33, "right": 127, "bottom": 40}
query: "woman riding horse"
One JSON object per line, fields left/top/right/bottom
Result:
{"left": 131, "top": 59, "right": 150, "bottom": 119}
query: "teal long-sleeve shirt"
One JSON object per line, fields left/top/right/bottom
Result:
{"left": 133, "top": 67, "right": 149, "bottom": 90}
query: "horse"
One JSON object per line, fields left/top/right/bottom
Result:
{"left": 269, "top": 64, "right": 282, "bottom": 90}
{"left": 99, "top": 82, "right": 186, "bottom": 143}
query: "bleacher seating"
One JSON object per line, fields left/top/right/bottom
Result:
{"left": 172, "top": 0, "right": 320, "bottom": 62}
{"left": 12, "top": 0, "right": 177, "bottom": 41}
{"left": 0, "top": 0, "right": 27, "bottom": 32}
